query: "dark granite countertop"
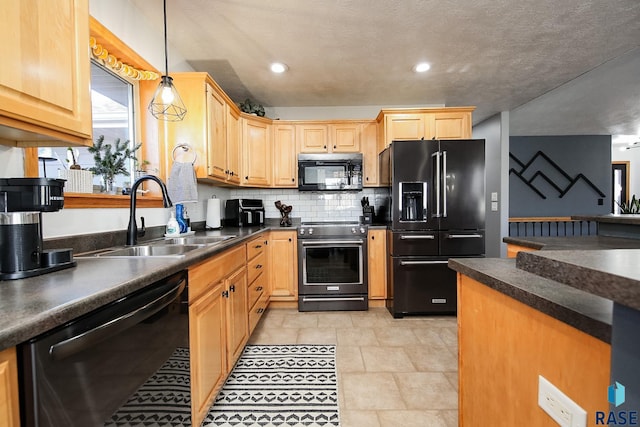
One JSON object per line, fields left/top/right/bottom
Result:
{"left": 516, "top": 249, "right": 640, "bottom": 312}
{"left": 572, "top": 214, "right": 640, "bottom": 225}
{"left": 503, "top": 235, "right": 640, "bottom": 251}
{"left": 0, "top": 226, "right": 269, "bottom": 351}
{"left": 448, "top": 257, "right": 613, "bottom": 343}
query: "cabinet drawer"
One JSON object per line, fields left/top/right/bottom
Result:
{"left": 189, "top": 245, "right": 246, "bottom": 302}
{"left": 246, "top": 235, "right": 267, "bottom": 260}
{"left": 247, "top": 251, "right": 266, "bottom": 284}
{"left": 248, "top": 275, "right": 266, "bottom": 309}
{"left": 249, "top": 292, "right": 269, "bottom": 333}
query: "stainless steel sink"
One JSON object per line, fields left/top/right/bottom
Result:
{"left": 161, "top": 235, "right": 236, "bottom": 245}
{"left": 91, "top": 244, "right": 204, "bottom": 258}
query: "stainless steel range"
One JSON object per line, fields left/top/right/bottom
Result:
{"left": 297, "top": 222, "right": 368, "bottom": 311}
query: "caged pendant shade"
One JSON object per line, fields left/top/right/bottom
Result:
{"left": 148, "top": 0, "right": 187, "bottom": 121}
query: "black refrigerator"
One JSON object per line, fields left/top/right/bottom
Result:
{"left": 380, "top": 139, "right": 485, "bottom": 318}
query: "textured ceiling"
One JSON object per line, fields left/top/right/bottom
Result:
{"left": 131, "top": 0, "right": 640, "bottom": 136}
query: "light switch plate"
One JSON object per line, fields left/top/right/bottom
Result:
{"left": 491, "top": 201, "right": 498, "bottom": 211}
{"left": 538, "top": 375, "right": 587, "bottom": 427}
{"left": 491, "top": 192, "right": 498, "bottom": 202}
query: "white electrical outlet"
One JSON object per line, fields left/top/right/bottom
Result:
{"left": 538, "top": 375, "right": 587, "bottom": 427}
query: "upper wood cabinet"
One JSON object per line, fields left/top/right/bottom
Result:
{"left": 273, "top": 124, "right": 297, "bottom": 187}
{"left": 226, "top": 106, "right": 241, "bottom": 184}
{"left": 377, "top": 107, "right": 475, "bottom": 147}
{"left": 207, "top": 85, "right": 227, "bottom": 181}
{"left": 360, "top": 121, "right": 381, "bottom": 187}
{"left": 297, "top": 123, "right": 329, "bottom": 153}
{"left": 297, "top": 122, "right": 363, "bottom": 153}
{"left": 329, "top": 123, "right": 361, "bottom": 152}
{"left": 241, "top": 115, "right": 271, "bottom": 187}
{"left": 0, "top": 0, "right": 92, "bottom": 147}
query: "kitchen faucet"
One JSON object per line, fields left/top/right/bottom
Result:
{"left": 127, "top": 175, "right": 173, "bottom": 246}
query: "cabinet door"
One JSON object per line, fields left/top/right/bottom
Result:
{"left": 433, "top": 111, "right": 472, "bottom": 139}
{"left": 361, "top": 121, "right": 380, "bottom": 186}
{"left": 329, "top": 123, "right": 361, "bottom": 152}
{"left": 226, "top": 105, "right": 241, "bottom": 183}
{"left": 0, "top": 0, "right": 92, "bottom": 146}
{"left": 207, "top": 85, "right": 227, "bottom": 180}
{"left": 273, "top": 124, "right": 298, "bottom": 187}
{"left": 297, "top": 124, "right": 329, "bottom": 153}
{"left": 189, "top": 282, "right": 226, "bottom": 427}
{"left": 226, "top": 267, "right": 248, "bottom": 370}
{"left": 0, "top": 348, "right": 19, "bottom": 427}
{"left": 367, "top": 229, "right": 387, "bottom": 299}
{"left": 383, "top": 114, "right": 427, "bottom": 146}
{"left": 242, "top": 117, "right": 271, "bottom": 186}
{"left": 269, "top": 231, "right": 298, "bottom": 300}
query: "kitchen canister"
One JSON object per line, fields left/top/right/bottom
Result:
{"left": 206, "top": 197, "right": 221, "bottom": 229}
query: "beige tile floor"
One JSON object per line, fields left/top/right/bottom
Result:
{"left": 248, "top": 307, "right": 459, "bottom": 427}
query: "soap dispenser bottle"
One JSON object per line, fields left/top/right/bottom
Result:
{"left": 166, "top": 211, "right": 180, "bottom": 236}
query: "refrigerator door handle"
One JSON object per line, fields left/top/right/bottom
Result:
{"left": 423, "top": 182, "right": 428, "bottom": 218}
{"left": 432, "top": 152, "right": 441, "bottom": 217}
{"left": 442, "top": 150, "right": 447, "bottom": 218}
{"left": 446, "top": 234, "right": 484, "bottom": 239}
{"left": 398, "top": 182, "right": 403, "bottom": 215}
{"left": 400, "top": 260, "right": 449, "bottom": 266}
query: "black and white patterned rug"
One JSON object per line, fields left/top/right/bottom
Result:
{"left": 104, "top": 345, "right": 339, "bottom": 427}
{"left": 204, "top": 344, "right": 339, "bottom": 427}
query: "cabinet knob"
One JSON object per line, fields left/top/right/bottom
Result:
{"left": 333, "top": 145, "right": 336, "bottom": 149}
{"left": 288, "top": 238, "right": 292, "bottom": 242}
{"left": 229, "top": 285, "right": 236, "bottom": 292}
{"left": 366, "top": 176, "right": 369, "bottom": 181}
{"left": 225, "top": 169, "right": 229, "bottom": 174}
{"left": 245, "top": 176, "right": 249, "bottom": 180}
{"left": 323, "top": 145, "right": 327, "bottom": 149}
{"left": 255, "top": 244, "right": 262, "bottom": 249}
{"left": 291, "top": 178, "right": 295, "bottom": 182}
{"left": 230, "top": 171, "right": 235, "bottom": 176}
{"left": 256, "top": 264, "right": 262, "bottom": 269}
{"left": 222, "top": 290, "right": 229, "bottom": 298}
{"left": 371, "top": 235, "right": 375, "bottom": 240}
{"left": 256, "top": 286, "right": 263, "bottom": 291}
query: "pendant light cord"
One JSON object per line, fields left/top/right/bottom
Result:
{"left": 163, "top": 0, "right": 169, "bottom": 77}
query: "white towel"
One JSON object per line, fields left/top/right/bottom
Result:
{"left": 167, "top": 161, "right": 198, "bottom": 203}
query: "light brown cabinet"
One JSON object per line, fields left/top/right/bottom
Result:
{"left": 0, "top": 347, "right": 20, "bottom": 427}
{"left": 297, "top": 123, "right": 329, "bottom": 153}
{"left": 0, "top": 0, "right": 92, "bottom": 147}
{"left": 297, "top": 122, "right": 364, "bottom": 153}
{"left": 246, "top": 234, "right": 270, "bottom": 333}
{"left": 188, "top": 244, "right": 246, "bottom": 427}
{"left": 367, "top": 229, "right": 387, "bottom": 299}
{"left": 329, "top": 123, "right": 361, "bottom": 152}
{"left": 360, "top": 121, "right": 381, "bottom": 186}
{"left": 272, "top": 124, "right": 297, "bottom": 187}
{"left": 269, "top": 230, "right": 298, "bottom": 301}
{"left": 225, "top": 106, "right": 241, "bottom": 184}
{"left": 377, "top": 107, "right": 474, "bottom": 147}
{"left": 207, "top": 84, "right": 227, "bottom": 181}
{"left": 242, "top": 116, "right": 271, "bottom": 187}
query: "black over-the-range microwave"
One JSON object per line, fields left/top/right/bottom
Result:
{"left": 298, "top": 153, "right": 363, "bottom": 191}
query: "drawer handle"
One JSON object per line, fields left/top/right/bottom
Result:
{"left": 257, "top": 308, "right": 264, "bottom": 314}
{"left": 254, "top": 244, "right": 262, "bottom": 249}
{"left": 256, "top": 286, "right": 263, "bottom": 291}
{"left": 255, "top": 264, "right": 263, "bottom": 269}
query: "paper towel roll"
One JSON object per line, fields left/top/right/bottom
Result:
{"left": 206, "top": 198, "right": 221, "bottom": 229}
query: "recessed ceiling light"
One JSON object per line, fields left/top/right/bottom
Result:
{"left": 414, "top": 62, "right": 431, "bottom": 73}
{"left": 270, "top": 62, "right": 288, "bottom": 73}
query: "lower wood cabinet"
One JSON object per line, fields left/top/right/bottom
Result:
{"left": 247, "top": 234, "right": 270, "bottom": 333}
{"left": 188, "top": 244, "right": 246, "bottom": 427}
{"left": 0, "top": 347, "right": 20, "bottom": 427}
{"left": 269, "top": 230, "right": 298, "bottom": 301}
{"left": 506, "top": 243, "right": 537, "bottom": 258}
{"left": 367, "top": 229, "right": 387, "bottom": 299}
{"left": 189, "top": 282, "right": 226, "bottom": 427}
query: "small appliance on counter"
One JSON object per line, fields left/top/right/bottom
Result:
{"left": 0, "top": 178, "right": 76, "bottom": 280}
{"left": 224, "top": 199, "right": 265, "bottom": 227}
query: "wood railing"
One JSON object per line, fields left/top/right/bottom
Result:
{"left": 508, "top": 217, "right": 598, "bottom": 237}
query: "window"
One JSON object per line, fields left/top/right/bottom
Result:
{"left": 38, "top": 61, "right": 137, "bottom": 192}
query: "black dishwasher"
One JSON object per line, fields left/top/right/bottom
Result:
{"left": 19, "top": 270, "right": 190, "bottom": 427}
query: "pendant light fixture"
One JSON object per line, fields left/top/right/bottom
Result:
{"left": 148, "top": 0, "right": 187, "bottom": 121}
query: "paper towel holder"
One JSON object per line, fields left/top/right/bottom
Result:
{"left": 206, "top": 195, "right": 222, "bottom": 229}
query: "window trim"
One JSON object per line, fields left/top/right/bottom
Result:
{"left": 24, "top": 16, "right": 163, "bottom": 209}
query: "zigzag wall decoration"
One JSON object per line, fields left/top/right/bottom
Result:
{"left": 509, "top": 151, "right": 606, "bottom": 200}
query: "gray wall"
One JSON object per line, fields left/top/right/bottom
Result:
{"left": 474, "top": 112, "right": 510, "bottom": 258}
{"left": 509, "top": 135, "right": 611, "bottom": 217}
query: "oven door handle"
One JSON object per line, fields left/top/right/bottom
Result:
{"left": 399, "top": 260, "right": 449, "bottom": 266}
{"left": 399, "top": 234, "right": 435, "bottom": 240}
{"left": 301, "top": 239, "right": 365, "bottom": 246}
{"left": 48, "top": 279, "right": 185, "bottom": 361}
{"left": 302, "top": 297, "right": 366, "bottom": 302}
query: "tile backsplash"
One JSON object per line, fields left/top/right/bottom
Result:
{"left": 228, "top": 188, "right": 388, "bottom": 222}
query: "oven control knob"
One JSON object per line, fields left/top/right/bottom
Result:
{"left": 299, "top": 228, "right": 305, "bottom": 235}
{"left": 308, "top": 228, "right": 314, "bottom": 235}
{"left": 360, "top": 227, "right": 366, "bottom": 234}
{"left": 351, "top": 227, "right": 356, "bottom": 234}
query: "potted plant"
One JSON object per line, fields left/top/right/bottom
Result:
{"left": 238, "top": 98, "right": 265, "bottom": 117}
{"left": 616, "top": 194, "right": 640, "bottom": 214}
{"left": 88, "top": 135, "right": 141, "bottom": 193}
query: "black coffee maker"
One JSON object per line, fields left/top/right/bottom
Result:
{"left": 0, "top": 178, "right": 76, "bottom": 280}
